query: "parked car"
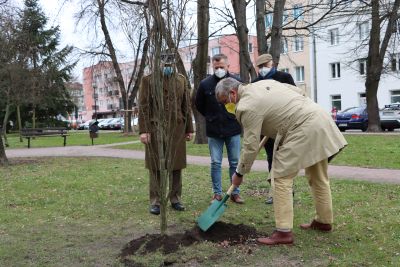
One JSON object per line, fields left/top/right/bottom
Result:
{"left": 335, "top": 106, "right": 368, "bottom": 132}
{"left": 380, "top": 103, "right": 400, "bottom": 131}
{"left": 98, "top": 118, "right": 115, "bottom": 130}
{"left": 108, "top": 118, "right": 123, "bottom": 130}
{"left": 121, "top": 118, "right": 138, "bottom": 131}
{"left": 78, "top": 119, "right": 94, "bottom": 130}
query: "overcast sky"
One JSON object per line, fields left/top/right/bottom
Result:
{"left": 14, "top": 0, "right": 256, "bottom": 81}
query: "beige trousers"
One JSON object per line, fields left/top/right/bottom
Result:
{"left": 273, "top": 159, "right": 333, "bottom": 230}
{"left": 149, "top": 169, "right": 182, "bottom": 206}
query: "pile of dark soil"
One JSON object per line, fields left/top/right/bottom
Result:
{"left": 120, "top": 222, "right": 265, "bottom": 265}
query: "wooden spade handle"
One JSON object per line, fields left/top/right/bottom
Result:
{"left": 228, "top": 136, "right": 268, "bottom": 195}
{"left": 226, "top": 184, "right": 236, "bottom": 196}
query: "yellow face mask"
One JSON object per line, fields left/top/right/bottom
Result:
{"left": 224, "top": 94, "right": 236, "bottom": 114}
{"left": 225, "top": 103, "right": 236, "bottom": 114}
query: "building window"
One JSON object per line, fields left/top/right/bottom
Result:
{"left": 280, "top": 68, "right": 289, "bottom": 73}
{"left": 293, "top": 4, "right": 303, "bottom": 20}
{"left": 329, "top": 28, "right": 339, "bottom": 45}
{"left": 330, "top": 62, "right": 341, "bottom": 78}
{"left": 391, "top": 90, "right": 400, "bottom": 103}
{"left": 359, "top": 59, "right": 367, "bottom": 75}
{"left": 248, "top": 43, "right": 253, "bottom": 53}
{"left": 281, "top": 38, "right": 288, "bottom": 54}
{"left": 294, "top": 36, "right": 304, "bottom": 52}
{"left": 295, "top": 66, "right": 304, "bottom": 82}
{"left": 391, "top": 53, "right": 399, "bottom": 71}
{"left": 331, "top": 95, "right": 342, "bottom": 110}
{"left": 211, "top": 47, "right": 221, "bottom": 56}
{"left": 359, "top": 93, "right": 366, "bottom": 106}
{"left": 282, "top": 10, "right": 289, "bottom": 25}
{"left": 358, "top": 22, "right": 369, "bottom": 40}
{"left": 265, "top": 13, "right": 273, "bottom": 28}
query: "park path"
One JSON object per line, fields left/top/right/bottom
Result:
{"left": 5, "top": 141, "right": 400, "bottom": 184}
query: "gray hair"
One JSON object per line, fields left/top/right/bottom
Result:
{"left": 215, "top": 77, "right": 242, "bottom": 99}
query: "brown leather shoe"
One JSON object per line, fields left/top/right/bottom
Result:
{"left": 300, "top": 220, "right": 332, "bottom": 232}
{"left": 257, "top": 231, "right": 294, "bottom": 246}
{"left": 210, "top": 194, "right": 222, "bottom": 204}
{"left": 230, "top": 194, "right": 244, "bottom": 204}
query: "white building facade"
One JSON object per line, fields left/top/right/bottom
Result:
{"left": 310, "top": 2, "right": 400, "bottom": 112}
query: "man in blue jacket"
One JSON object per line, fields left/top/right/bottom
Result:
{"left": 195, "top": 54, "right": 244, "bottom": 204}
{"left": 252, "top": 53, "right": 296, "bottom": 205}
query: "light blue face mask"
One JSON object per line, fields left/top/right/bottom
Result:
{"left": 163, "top": 66, "right": 173, "bottom": 76}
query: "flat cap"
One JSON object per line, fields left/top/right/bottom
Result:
{"left": 256, "top": 54, "right": 273, "bottom": 66}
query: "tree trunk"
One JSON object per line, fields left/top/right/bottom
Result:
{"left": 97, "top": 0, "right": 130, "bottom": 132}
{"left": 32, "top": 107, "right": 36, "bottom": 129}
{"left": 365, "top": 0, "right": 381, "bottom": 132}
{"left": 269, "top": 0, "right": 286, "bottom": 66}
{"left": 2, "top": 102, "right": 11, "bottom": 147}
{"left": 0, "top": 130, "right": 8, "bottom": 166}
{"left": 231, "top": 0, "right": 256, "bottom": 82}
{"left": 17, "top": 105, "right": 22, "bottom": 142}
{"left": 192, "top": 0, "right": 209, "bottom": 144}
{"left": 256, "top": 0, "right": 268, "bottom": 54}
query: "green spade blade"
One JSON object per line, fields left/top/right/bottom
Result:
{"left": 197, "top": 194, "right": 230, "bottom": 231}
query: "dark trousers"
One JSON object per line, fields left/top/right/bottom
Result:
{"left": 149, "top": 169, "right": 182, "bottom": 206}
{"left": 264, "top": 137, "right": 275, "bottom": 173}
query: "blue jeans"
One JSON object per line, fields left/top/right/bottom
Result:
{"left": 208, "top": 134, "right": 241, "bottom": 195}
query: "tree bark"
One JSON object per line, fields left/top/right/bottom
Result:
{"left": 192, "top": 0, "right": 209, "bottom": 144}
{"left": 231, "top": 0, "right": 256, "bottom": 82}
{"left": 2, "top": 102, "right": 11, "bottom": 147}
{"left": 255, "top": 0, "right": 268, "bottom": 54}
{"left": 17, "top": 105, "right": 22, "bottom": 142}
{"left": 365, "top": 0, "right": 400, "bottom": 132}
{"left": 269, "top": 0, "right": 286, "bottom": 67}
{"left": 0, "top": 129, "right": 8, "bottom": 166}
{"left": 97, "top": 0, "right": 130, "bottom": 132}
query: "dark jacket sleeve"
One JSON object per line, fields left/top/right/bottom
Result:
{"left": 195, "top": 81, "right": 206, "bottom": 116}
{"left": 284, "top": 73, "right": 296, "bottom": 86}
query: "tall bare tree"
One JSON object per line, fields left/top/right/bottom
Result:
{"left": 364, "top": 0, "right": 400, "bottom": 131}
{"left": 255, "top": 0, "right": 268, "bottom": 54}
{"left": 231, "top": 0, "right": 257, "bottom": 82}
{"left": 192, "top": 0, "right": 209, "bottom": 144}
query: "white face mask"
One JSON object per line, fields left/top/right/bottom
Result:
{"left": 214, "top": 68, "right": 227, "bottom": 78}
{"left": 259, "top": 67, "right": 271, "bottom": 77}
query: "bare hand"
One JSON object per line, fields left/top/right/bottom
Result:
{"left": 232, "top": 172, "right": 243, "bottom": 187}
{"left": 140, "top": 133, "right": 150, "bottom": 144}
{"left": 186, "top": 133, "right": 193, "bottom": 141}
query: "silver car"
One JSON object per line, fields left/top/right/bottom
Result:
{"left": 380, "top": 103, "right": 400, "bottom": 131}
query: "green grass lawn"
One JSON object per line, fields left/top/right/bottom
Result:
{"left": 1, "top": 158, "right": 399, "bottom": 266}
{"left": 4, "top": 131, "right": 138, "bottom": 148}
{"left": 111, "top": 134, "right": 400, "bottom": 169}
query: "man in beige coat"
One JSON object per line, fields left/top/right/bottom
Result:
{"left": 215, "top": 77, "right": 347, "bottom": 245}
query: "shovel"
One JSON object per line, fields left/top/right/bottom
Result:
{"left": 197, "top": 136, "right": 268, "bottom": 231}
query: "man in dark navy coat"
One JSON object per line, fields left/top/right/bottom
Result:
{"left": 195, "top": 54, "right": 244, "bottom": 204}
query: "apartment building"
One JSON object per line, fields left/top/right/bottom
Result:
{"left": 82, "top": 61, "right": 136, "bottom": 122}
{"left": 311, "top": 1, "right": 400, "bottom": 112}
{"left": 179, "top": 34, "right": 259, "bottom": 84}
{"left": 65, "top": 82, "right": 85, "bottom": 126}
{"left": 266, "top": 0, "right": 312, "bottom": 97}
